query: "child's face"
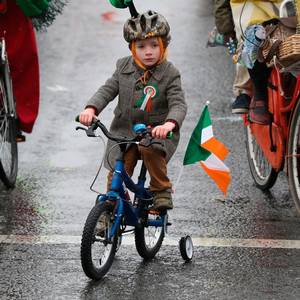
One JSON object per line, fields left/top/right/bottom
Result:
{"left": 135, "top": 37, "right": 161, "bottom": 67}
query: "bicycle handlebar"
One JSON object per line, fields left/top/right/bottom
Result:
{"left": 75, "top": 115, "right": 173, "bottom": 143}
{"left": 75, "top": 115, "right": 135, "bottom": 143}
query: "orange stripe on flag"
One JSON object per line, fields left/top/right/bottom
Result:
{"left": 200, "top": 161, "right": 231, "bottom": 196}
{"left": 201, "top": 137, "right": 229, "bottom": 161}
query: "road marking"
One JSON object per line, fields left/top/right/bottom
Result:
{"left": 46, "top": 84, "right": 69, "bottom": 92}
{"left": 213, "top": 116, "right": 242, "bottom": 122}
{"left": 1, "top": 235, "right": 300, "bottom": 249}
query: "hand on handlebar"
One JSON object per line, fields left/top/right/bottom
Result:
{"left": 151, "top": 121, "right": 175, "bottom": 139}
{"left": 79, "top": 107, "right": 97, "bottom": 126}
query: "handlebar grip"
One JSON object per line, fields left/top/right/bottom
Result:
{"left": 75, "top": 115, "right": 80, "bottom": 122}
{"left": 166, "top": 132, "right": 173, "bottom": 139}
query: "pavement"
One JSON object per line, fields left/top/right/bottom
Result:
{"left": 1, "top": 0, "right": 300, "bottom": 299}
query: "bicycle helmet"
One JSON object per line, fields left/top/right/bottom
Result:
{"left": 123, "top": 10, "right": 171, "bottom": 45}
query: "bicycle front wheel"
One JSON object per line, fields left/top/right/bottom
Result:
{"left": 81, "top": 202, "right": 118, "bottom": 280}
{"left": 0, "top": 77, "right": 17, "bottom": 188}
{"left": 135, "top": 212, "right": 165, "bottom": 260}
{"left": 287, "top": 100, "right": 300, "bottom": 215}
{"left": 245, "top": 125, "right": 278, "bottom": 190}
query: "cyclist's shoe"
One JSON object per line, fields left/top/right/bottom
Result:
{"left": 231, "top": 94, "right": 251, "bottom": 114}
{"left": 16, "top": 128, "right": 26, "bottom": 142}
{"left": 249, "top": 100, "right": 272, "bottom": 125}
{"left": 153, "top": 191, "right": 173, "bottom": 211}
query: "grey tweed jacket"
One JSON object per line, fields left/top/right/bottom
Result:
{"left": 86, "top": 56, "right": 187, "bottom": 170}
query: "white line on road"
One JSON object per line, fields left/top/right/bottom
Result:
{"left": 1, "top": 235, "right": 300, "bottom": 249}
{"left": 213, "top": 116, "right": 242, "bottom": 122}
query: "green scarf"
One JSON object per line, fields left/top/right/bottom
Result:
{"left": 16, "top": 0, "right": 67, "bottom": 31}
{"left": 16, "top": 0, "right": 50, "bottom": 16}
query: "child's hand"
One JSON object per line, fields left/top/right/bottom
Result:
{"left": 152, "top": 122, "right": 175, "bottom": 139}
{"left": 79, "top": 107, "right": 97, "bottom": 126}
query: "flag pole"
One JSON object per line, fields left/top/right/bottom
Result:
{"left": 172, "top": 164, "right": 184, "bottom": 199}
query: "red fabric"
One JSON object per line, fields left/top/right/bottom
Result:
{"left": 0, "top": 2, "right": 7, "bottom": 13}
{"left": 0, "top": 0, "right": 39, "bottom": 133}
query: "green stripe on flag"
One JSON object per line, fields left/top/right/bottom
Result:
{"left": 201, "top": 105, "right": 211, "bottom": 128}
{"left": 183, "top": 105, "right": 211, "bottom": 165}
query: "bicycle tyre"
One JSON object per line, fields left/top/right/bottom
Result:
{"left": 81, "top": 202, "right": 118, "bottom": 280}
{"left": 287, "top": 99, "right": 300, "bottom": 215}
{"left": 245, "top": 125, "right": 278, "bottom": 190}
{"left": 135, "top": 213, "right": 165, "bottom": 260}
{"left": 0, "top": 76, "right": 18, "bottom": 188}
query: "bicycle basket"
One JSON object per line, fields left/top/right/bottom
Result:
{"left": 276, "top": 0, "right": 300, "bottom": 73}
{"left": 261, "top": 18, "right": 296, "bottom": 66}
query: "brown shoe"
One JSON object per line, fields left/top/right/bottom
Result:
{"left": 153, "top": 191, "right": 173, "bottom": 211}
{"left": 16, "top": 127, "right": 26, "bottom": 142}
{"left": 16, "top": 132, "right": 26, "bottom": 142}
{"left": 249, "top": 100, "right": 271, "bottom": 125}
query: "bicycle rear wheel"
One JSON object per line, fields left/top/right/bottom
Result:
{"left": 287, "top": 100, "right": 300, "bottom": 214}
{"left": 81, "top": 202, "right": 118, "bottom": 280}
{"left": 0, "top": 76, "right": 18, "bottom": 188}
{"left": 135, "top": 212, "right": 165, "bottom": 260}
{"left": 245, "top": 125, "right": 278, "bottom": 190}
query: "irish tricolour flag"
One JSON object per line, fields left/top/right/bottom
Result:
{"left": 183, "top": 105, "right": 231, "bottom": 195}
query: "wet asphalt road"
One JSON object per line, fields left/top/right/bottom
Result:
{"left": 1, "top": 0, "right": 300, "bottom": 299}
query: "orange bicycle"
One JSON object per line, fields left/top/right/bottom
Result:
{"left": 245, "top": 62, "right": 300, "bottom": 214}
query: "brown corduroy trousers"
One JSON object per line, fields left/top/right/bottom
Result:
{"left": 107, "top": 145, "right": 172, "bottom": 192}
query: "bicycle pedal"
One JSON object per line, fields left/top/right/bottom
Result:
{"left": 167, "top": 222, "right": 172, "bottom": 226}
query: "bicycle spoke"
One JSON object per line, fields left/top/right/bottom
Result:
{"left": 145, "top": 227, "right": 159, "bottom": 247}
{"left": 0, "top": 115, "right": 12, "bottom": 176}
{"left": 246, "top": 125, "right": 277, "bottom": 189}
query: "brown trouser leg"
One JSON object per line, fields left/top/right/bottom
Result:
{"left": 139, "top": 146, "right": 172, "bottom": 192}
{"left": 106, "top": 145, "right": 171, "bottom": 192}
{"left": 106, "top": 145, "right": 139, "bottom": 191}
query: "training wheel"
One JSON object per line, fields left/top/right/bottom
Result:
{"left": 179, "top": 235, "right": 193, "bottom": 261}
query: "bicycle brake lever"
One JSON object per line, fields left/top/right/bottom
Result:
{"left": 86, "top": 126, "right": 96, "bottom": 137}
{"left": 76, "top": 126, "right": 86, "bottom": 131}
{"left": 75, "top": 126, "right": 96, "bottom": 137}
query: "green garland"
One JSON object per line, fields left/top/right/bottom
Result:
{"left": 16, "top": 0, "right": 68, "bottom": 31}
{"left": 109, "top": 0, "right": 132, "bottom": 9}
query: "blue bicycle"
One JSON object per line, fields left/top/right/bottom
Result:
{"left": 76, "top": 118, "right": 170, "bottom": 280}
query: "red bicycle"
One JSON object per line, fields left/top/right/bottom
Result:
{"left": 245, "top": 59, "right": 300, "bottom": 214}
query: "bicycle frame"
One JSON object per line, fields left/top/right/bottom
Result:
{"left": 97, "top": 158, "right": 166, "bottom": 241}
{"left": 245, "top": 67, "right": 300, "bottom": 172}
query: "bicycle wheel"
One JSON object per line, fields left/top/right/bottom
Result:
{"left": 0, "top": 76, "right": 18, "bottom": 188}
{"left": 287, "top": 100, "right": 300, "bottom": 214}
{"left": 245, "top": 125, "right": 278, "bottom": 190}
{"left": 135, "top": 212, "right": 165, "bottom": 259}
{"left": 81, "top": 202, "right": 118, "bottom": 280}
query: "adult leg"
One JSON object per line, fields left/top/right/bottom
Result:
{"left": 231, "top": 64, "right": 252, "bottom": 114}
{"left": 248, "top": 61, "right": 272, "bottom": 125}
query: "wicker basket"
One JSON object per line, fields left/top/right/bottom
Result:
{"left": 260, "top": 19, "right": 296, "bottom": 67}
{"left": 278, "top": 34, "right": 300, "bottom": 65}
{"left": 276, "top": 0, "right": 300, "bottom": 71}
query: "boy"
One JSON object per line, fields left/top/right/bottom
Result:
{"left": 79, "top": 10, "right": 187, "bottom": 211}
